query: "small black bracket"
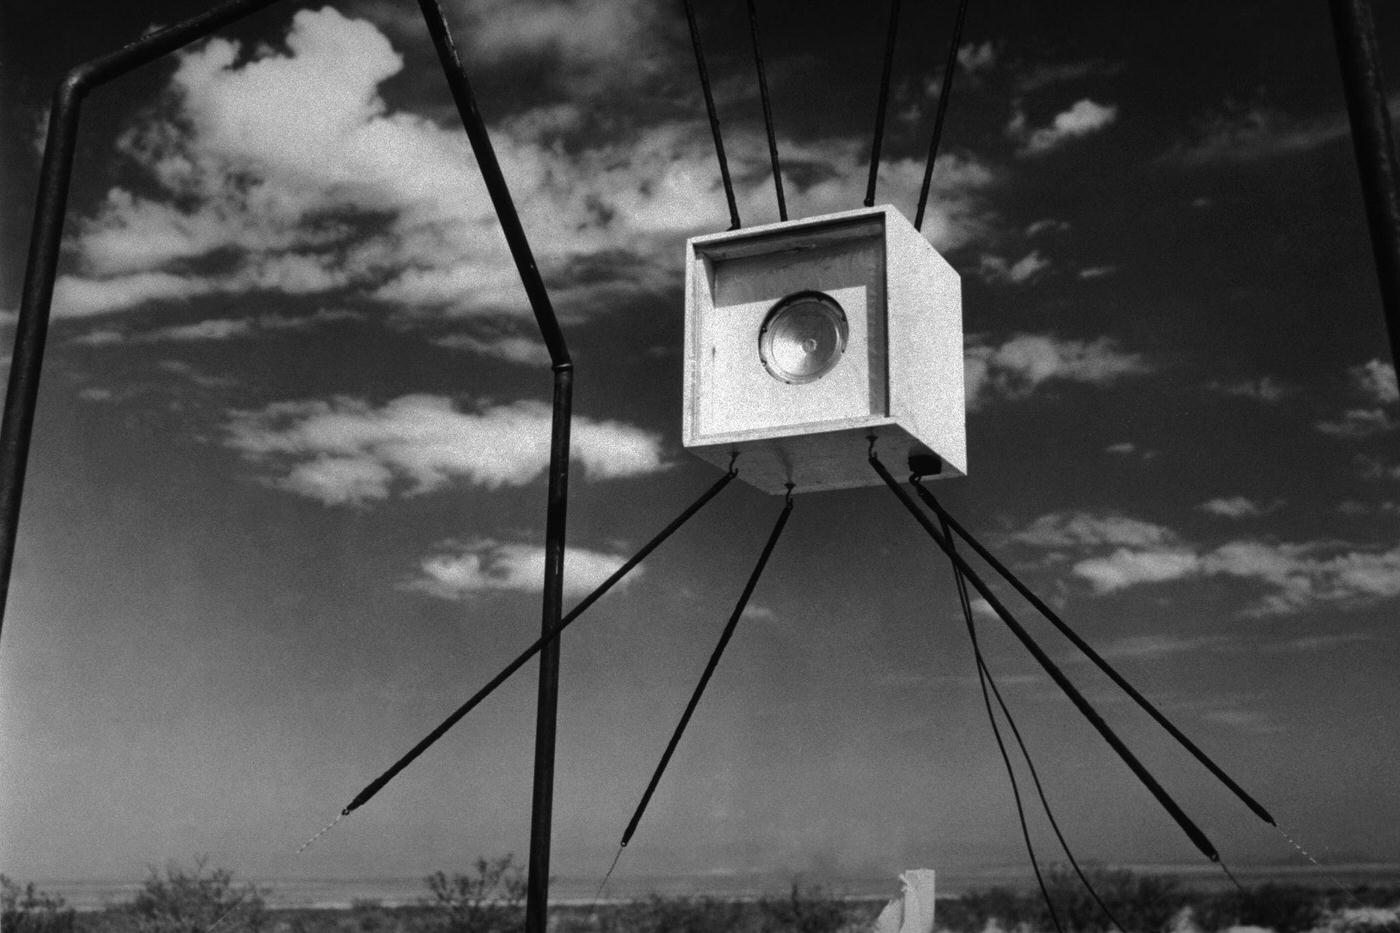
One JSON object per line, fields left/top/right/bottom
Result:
{"left": 908, "top": 451, "right": 942, "bottom": 479}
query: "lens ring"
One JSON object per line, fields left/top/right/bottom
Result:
{"left": 759, "top": 291, "right": 849, "bottom": 384}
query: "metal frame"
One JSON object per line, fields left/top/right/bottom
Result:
{"left": 0, "top": 2, "right": 572, "bottom": 930}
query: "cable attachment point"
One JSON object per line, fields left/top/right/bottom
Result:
{"left": 784, "top": 482, "right": 795, "bottom": 505}
{"left": 727, "top": 451, "right": 739, "bottom": 476}
{"left": 867, "top": 434, "right": 878, "bottom": 460}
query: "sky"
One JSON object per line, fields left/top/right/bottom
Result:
{"left": 1, "top": 0, "right": 1399, "bottom": 896}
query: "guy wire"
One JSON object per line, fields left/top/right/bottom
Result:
{"left": 914, "top": 0, "right": 970, "bottom": 230}
{"left": 682, "top": 0, "right": 741, "bottom": 230}
{"left": 1275, "top": 826, "right": 1375, "bottom": 913}
{"left": 931, "top": 507, "right": 1127, "bottom": 933}
{"left": 297, "top": 811, "right": 346, "bottom": 855}
{"left": 910, "top": 478, "right": 1276, "bottom": 829}
{"left": 316, "top": 470, "right": 736, "bottom": 842}
{"left": 619, "top": 489, "right": 794, "bottom": 849}
{"left": 590, "top": 844, "right": 626, "bottom": 917}
{"left": 870, "top": 452, "right": 1222, "bottom": 864}
{"left": 941, "top": 512, "right": 1065, "bottom": 933}
{"left": 746, "top": 0, "right": 788, "bottom": 220}
{"left": 864, "top": 0, "right": 902, "bottom": 207}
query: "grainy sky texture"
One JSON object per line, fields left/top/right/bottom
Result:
{"left": 1, "top": 0, "right": 1398, "bottom": 892}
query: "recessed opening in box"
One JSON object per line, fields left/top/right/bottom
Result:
{"left": 691, "top": 223, "right": 889, "bottom": 439}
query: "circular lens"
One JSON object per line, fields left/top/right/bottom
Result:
{"left": 759, "top": 291, "right": 848, "bottom": 384}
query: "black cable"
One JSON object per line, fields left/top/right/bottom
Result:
{"left": 910, "top": 478, "right": 1277, "bottom": 829}
{"left": 746, "top": 0, "right": 787, "bottom": 221}
{"left": 869, "top": 453, "right": 1222, "bottom": 864}
{"left": 864, "top": 0, "right": 902, "bottom": 207}
{"left": 328, "top": 469, "right": 738, "bottom": 823}
{"left": 936, "top": 509, "right": 1127, "bottom": 933}
{"left": 682, "top": 0, "right": 741, "bottom": 230}
{"left": 943, "top": 515, "right": 1065, "bottom": 933}
{"left": 620, "top": 487, "right": 795, "bottom": 848}
{"left": 913, "top": 0, "right": 969, "bottom": 231}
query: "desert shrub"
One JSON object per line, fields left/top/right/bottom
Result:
{"left": 113, "top": 859, "right": 265, "bottom": 933}
{"left": 424, "top": 856, "right": 526, "bottom": 933}
{"left": 1, "top": 875, "right": 76, "bottom": 933}
{"left": 1040, "top": 865, "right": 1183, "bottom": 933}
{"left": 935, "top": 867, "right": 1189, "bottom": 933}
{"left": 1192, "top": 882, "right": 1323, "bottom": 933}
{"left": 614, "top": 894, "right": 747, "bottom": 933}
{"left": 1322, "top": 905, "right": 1400, "bottom": 933}
{"left": 756, "top": 883, "right": 848, "bottom": 933}
{"left": 348, "top": 899, "right": 388, "bottom": 933}
{"left": 937, "top": 885, "right": 1038, "bottom": 933}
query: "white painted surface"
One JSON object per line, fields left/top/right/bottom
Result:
{"left": 683, "top": 205, "right": 964, "bottom": 494}
{"left": 873, "top": 869, "right": 937, "bottom": 933}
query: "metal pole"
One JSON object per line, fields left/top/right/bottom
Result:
{"left": 0, "top": 0, "right": 288, "bottom": 644}
{"left": 0, "top": 81, "right": 82, "bottom": 641}
{"left": 526, "top": 367, "right": 571, "bottom": 933}
{"left": 1329, "top": 0, "right": 1400, "bottom": 370}
{"left": 415, "top": 5, "right": 573, "bottom": 931}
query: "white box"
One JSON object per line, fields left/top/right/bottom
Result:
{"left": 683, "top": 204, "right": 965, "bottom": 494}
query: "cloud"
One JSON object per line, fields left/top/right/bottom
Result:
{"left": 1011, "top": 512, "right": 1174, "bottom": 550}
{"left": 1011, "top": 510, "right": 1400, "bottom": 614}
{"left": 57, "top": 9, "right": 1003, "bottom": 322}
{"left": 458, "top": 0, "right": 668, "bottom": 92}
{"left": 740, "top": 604, "right": 777, "bottom": 622}
{"left": 408, "top": 538, "right": 639, "bottom": 600}
{"left": 224, "top": 394, "right": 667, "bottom": 505}
{"left": 1201, "top": 707, "right": 1280, "bottom": 735}
{"left": 978, "top": 250, "right": 1050, "bottom": 284}
{"left": 1073, "top": 547, "right": 1202, "bottom": 592}
{"left": 1014, "top": 59, "right": 1124, "bottom": 93}
{"left": 156, "top": 359, "right": 235, "bottom": 388}
{"left": 432, "top": 317, "right": 552, "bottom": 366}
{"left": 1077, "top": 265, "right": 1116, "bottom": 279}
{"left": 72, "top": 309, "right": 361, "bottom": 345}
{"left": 957, "top": 41, "right": 998, "bottom": 75}
{"left": 1024, "top": 218, "right": 1070, "bottom": 237}
{"left": 1317, "top": 360, "right": 1399, "bottom": 437}
{"left": 1084, "top": 538, "right": 1400, "bottom": 614}
{"left": 965, "top": 333, "right": 1149, "bottom": 410}
{"left": 1008, "top": 99, "right": 1119, "bottom": 156}
{"left": 1198, "top": 496, "right": 1278, "bottom": 519}
{"left": 1166, "top": 103, "right": 1350, "bottom": 165}
{"left": 1352, "top": 359, "right": 1398, "bottom": 404}
{"left": 1259, "top": 632, "right": 1378, "bottom": 653}
{"left": 1105, "top": 442, "right": 1136, "bottom": 456}
{"left": 1356, "top": 454, "right": 1400, "bottom": 481}
{"left": 1094, "top": 634, "right": 1231, "bottom": 661}
{"left": 1207, "top": 376, "right": 1289, "bottom": 403}
{"left": 53, "top": 271, "right": 217, "bottom": 317}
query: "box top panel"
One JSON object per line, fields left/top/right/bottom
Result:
{"left": 688, "top": 204, "right": 906, "bottom": 257}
